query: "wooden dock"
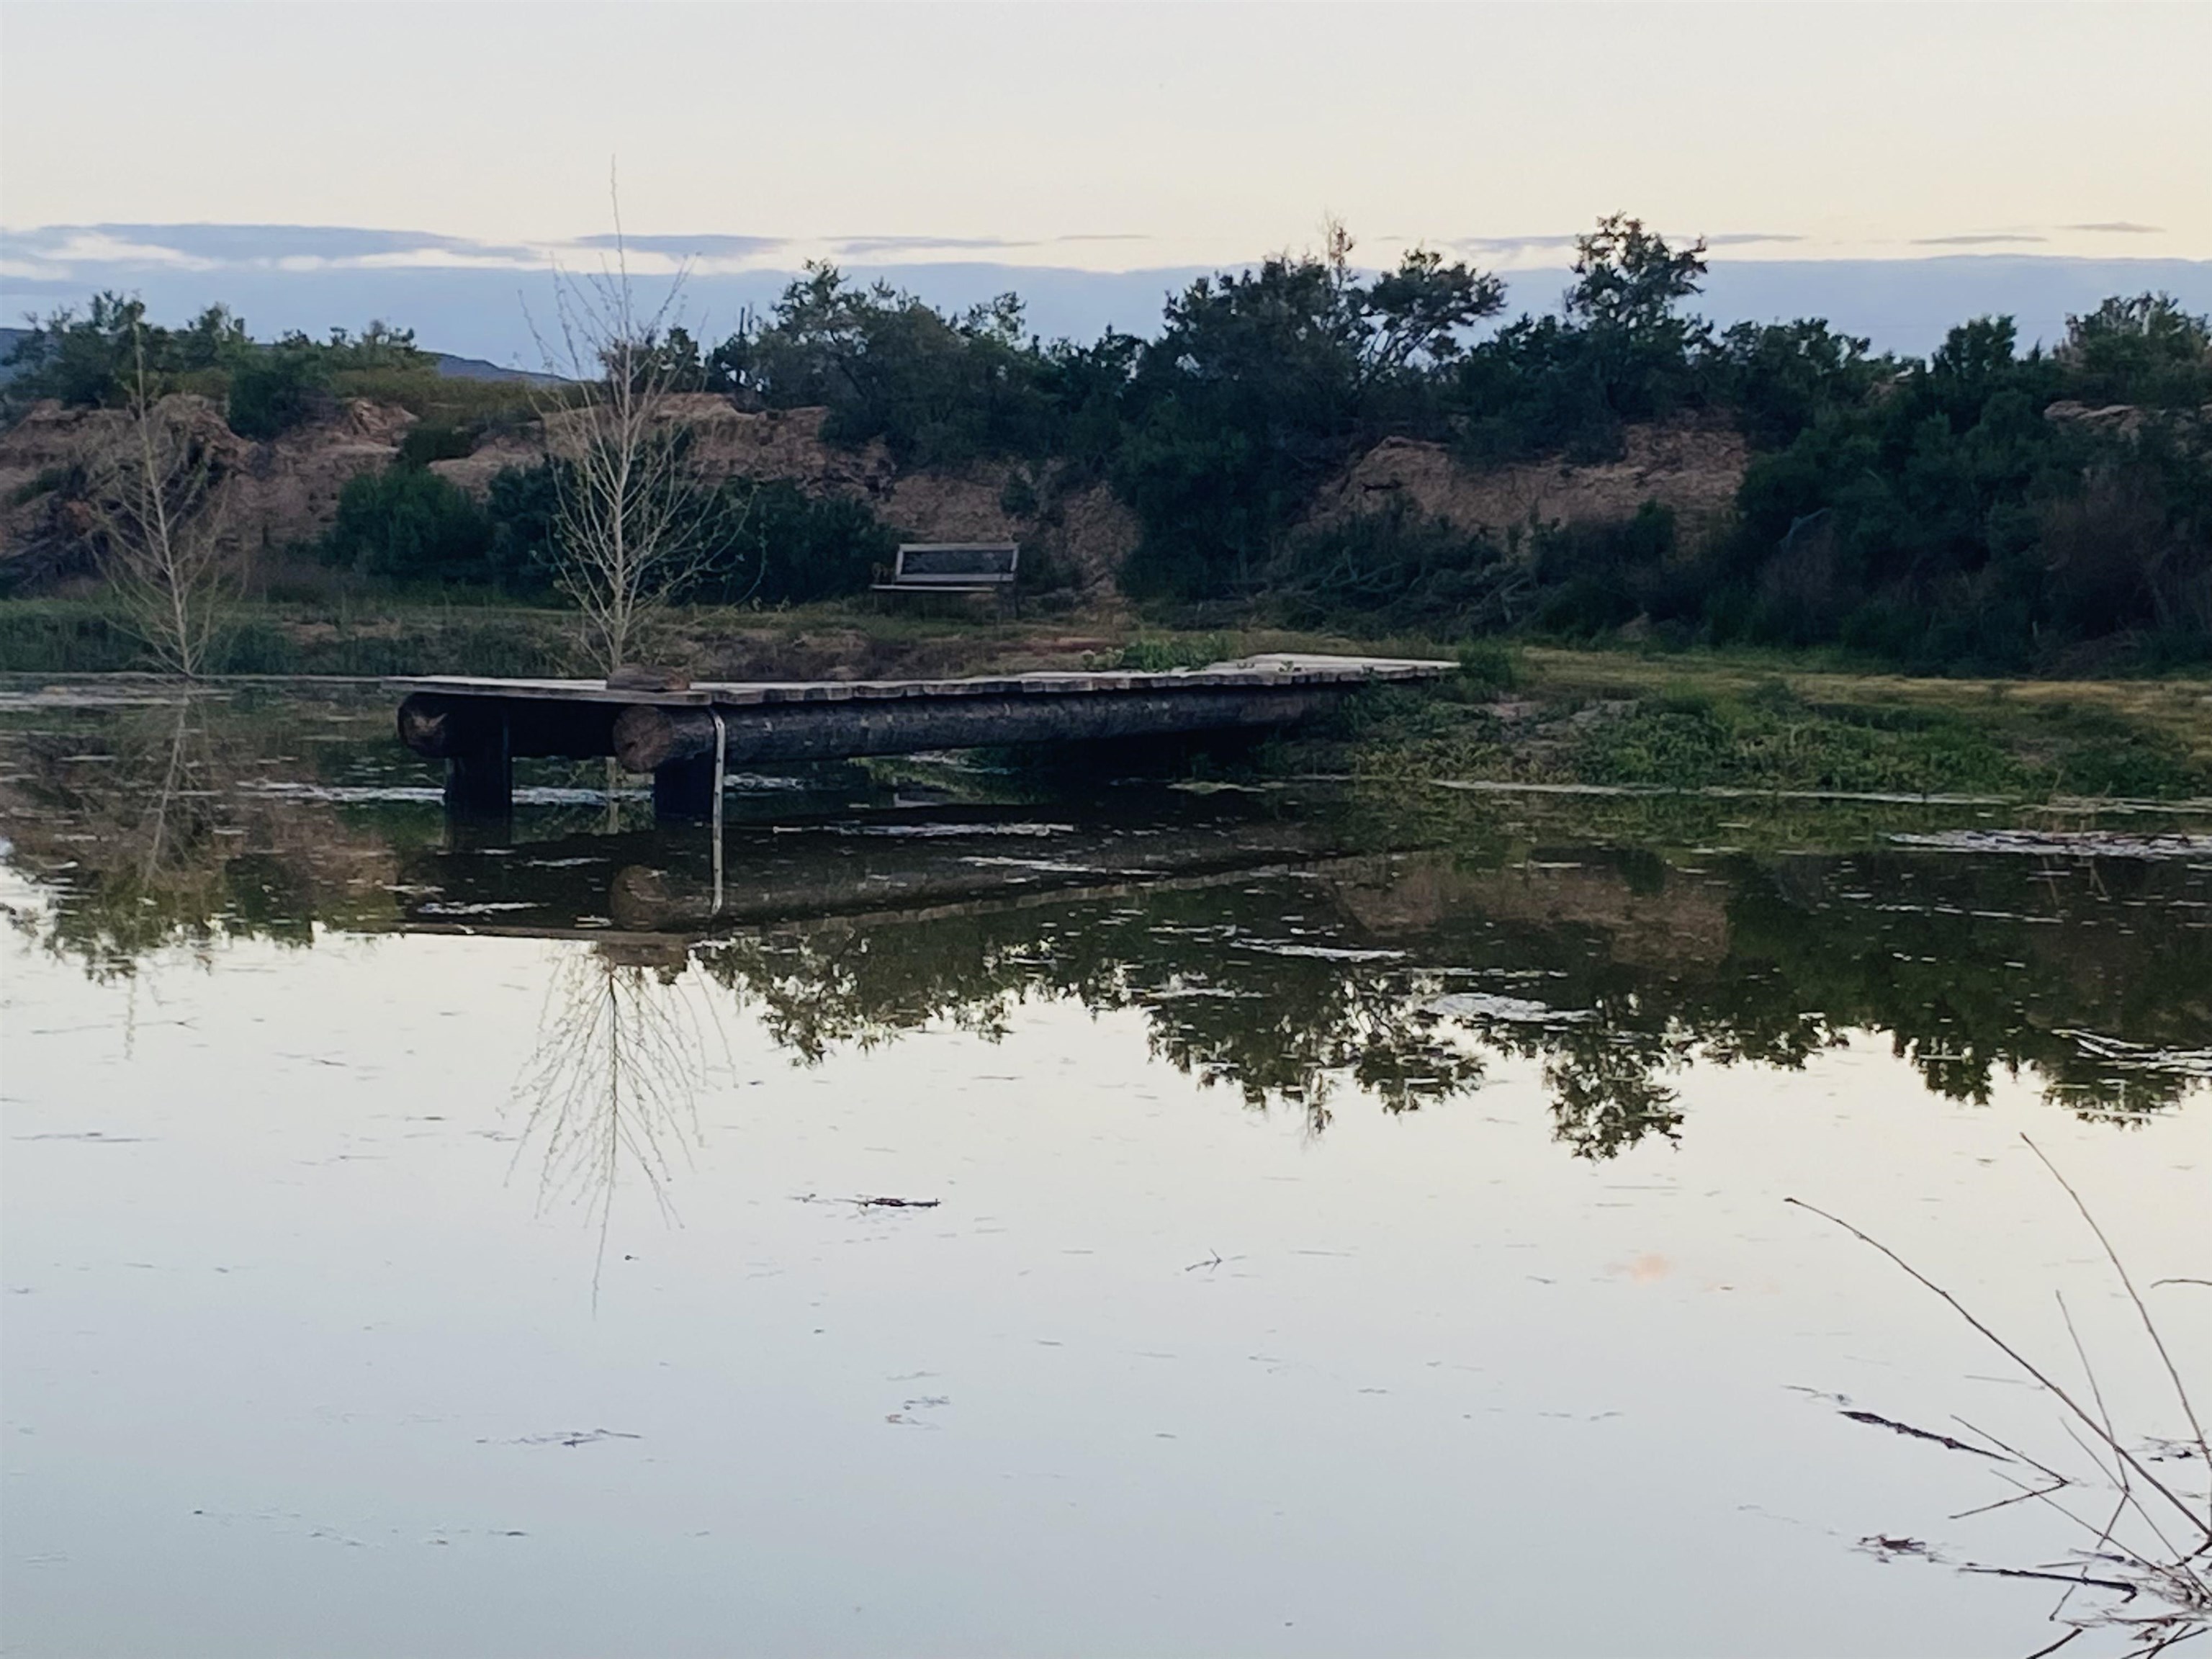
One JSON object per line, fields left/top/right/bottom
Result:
{"left": 392, "top": 654, "right": 1452, "bottom": 818}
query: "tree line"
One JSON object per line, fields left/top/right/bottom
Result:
{"left": 9, "top": 215, "right": 2211, "bottom": 672}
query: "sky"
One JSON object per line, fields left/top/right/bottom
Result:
{"left": 1, "top": 1, "right": 2208, "bottom": 359}
{"left": 4, "top": 1, "right": 2208, "bottom": 269}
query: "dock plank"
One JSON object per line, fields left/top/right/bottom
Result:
{"left": 390, "top": 655, "right": 1452, "bottom": 710}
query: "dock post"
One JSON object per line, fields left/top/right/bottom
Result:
{"left": 710, "top": 710, "right": 727, "bottom": 914}
{"left": 651, "top": 754, "right": 717, "bottom": 822}
{"left": 444, "top": 714, "right": 512, "bottom": 821}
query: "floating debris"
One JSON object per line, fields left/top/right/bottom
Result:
{"left": 1887, "top": 829, "right": 2212, "bottom": 860}
{"left": 1425, "top": 992, "right": 1594, "bottom": 1025}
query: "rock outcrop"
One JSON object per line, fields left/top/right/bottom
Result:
{"left": 1308, "top": 419, "right": 1748, "bottom": 543}
{"left": 0, "top": 395, "right": 415, "bottom": 586}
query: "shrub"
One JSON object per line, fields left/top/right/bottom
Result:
{"left": 696, "top": 478, "right": 898, "bottom": 606}
{"left": 1272, "top": 504, "right": 1512, "bottom": 631}
{"left": 1455, "top": 640, "right": 1520, "bottom": 692}
{"left": 325, "top": 466, "right": 494, "bottom": 583}
{"left": 396, "top": 424, "right": 477, "bottom": 467}
{"left": 228, "top": 346, "right": 328, "bottom": 440}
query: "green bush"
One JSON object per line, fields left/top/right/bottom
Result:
{"left": 396, "top": 424, "right": 477, "bottom": 467}
{"left": 1455, "top": 641, "right": 1520, "bottom": 692}
{"left": 325, "top": 467, "right": 495, "bottom": 583}
{"left": 13, "top": 247, "right": 2212, "bottom": 674}
{"left": 1272, "top": 504, "right": 1510, "bottom": 631}
{"left": 696, "top": 477, "right": 897, "bottom": 606}
{"left": 227, "top": 346, "right": 328, "bottom": 439}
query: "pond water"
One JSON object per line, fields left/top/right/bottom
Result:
{"left": 3, "top": 685, "right": 2206, "bottom": 1658}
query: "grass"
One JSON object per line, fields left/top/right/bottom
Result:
{"left": 1324, "top": 647, "right": 2212, "bottom": 802}
{"left": 0, "top": 597, "right": 579, "bottom": 677}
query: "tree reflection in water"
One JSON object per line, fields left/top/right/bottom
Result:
{"left": 4, "top": 693, "right": 2206, "bottom": 1161}
{"left": 511, "top": 939, "right": 720, "bottom": 1292}
{"left": 4, "top": 698, "right": 236, "bottom": 976}
{"left": 690, "top": 842, "right": 2211, "bottom": 1156}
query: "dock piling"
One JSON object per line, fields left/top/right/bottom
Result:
{"left": 442, "top": 714, "right": 512, "bottom": 820}
{"left": 651, "top": 755, "right": 719, "bottom": 822}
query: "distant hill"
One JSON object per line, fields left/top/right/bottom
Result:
{"left": 426, "top": 353, "right": 566, "bottom": 387}
{"left": 0, "top": 328, "right": 561, "bottom": 390}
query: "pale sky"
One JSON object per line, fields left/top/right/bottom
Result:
{"left": 3, "top": 1, "right": 2208, "bottom": 276}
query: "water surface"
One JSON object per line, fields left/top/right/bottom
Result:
{"left": 4, "top": 686, "right": 2206, "bottom": 1657}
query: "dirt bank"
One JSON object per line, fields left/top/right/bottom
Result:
{"left": 1308, "top": 419, "right": 1748, "bottom": 542}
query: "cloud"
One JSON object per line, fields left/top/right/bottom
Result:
{"left": 108, "top": 224, "right": 509, "bottom": 261}
{"left": 1443, "top": 230, "right": 1802, "bottom": 259}
{"left": 2064, "top": 221, "right": 2164, "bottom": 235}
{"left": 5, "top": 227, "right": 219, "bottom": 269}
{"left": 824, "top": 232, "right": 1154, "bottom": 261}
{"left": 1450, "top": 233, "right": 1581, "bottom": 254}
{"left": 1, "top": 222, "right": 547, "bottom": 271}
{"left": 572, "top": 233, "right": 788, "bottom": 258}
{"left": 0, "top": 256, "right": 71, "bottom": 282}
{"left": 829, "top": 234, "right": 1044, "bottom": 258}
{"left": 1910, "top": 233, "right": 2049, "bottom": 246}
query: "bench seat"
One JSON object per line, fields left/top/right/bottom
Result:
{"left": 873, "top": 542, "right": 1021, "bottom": 609}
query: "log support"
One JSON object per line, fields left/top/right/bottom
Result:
{"left": 608, "top": 686, "right": 1344, "bottom": 775}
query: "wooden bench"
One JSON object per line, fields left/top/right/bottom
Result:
{"left": 872, "top": 542, "right": 1020, "bottom": 613}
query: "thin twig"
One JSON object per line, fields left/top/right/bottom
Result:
{"left": 1964, "top": 1565, "right": 2141, "bottom": 1596}
{"left": 1955, "top": 1416, "right": 2076, "bottom": 1489}
{"left": 1786, "top": 1196, "right": 2212, "bottom": 1547}
{"left": 2025, "top": 1134, "right": 2212, "bottom": 1527}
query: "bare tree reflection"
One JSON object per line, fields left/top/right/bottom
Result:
{"left": 1, "top": 690, "right": 404, "bottom": 975}
{"left": 6, "top": 698, "right": 230, "bottom": 976}
{"left": 511, "top": 940, "right": 719, "bottom": 1294}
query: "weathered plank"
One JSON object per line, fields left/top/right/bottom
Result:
{"left": 390, "top": 655, "right": 1452, "bottom": 711}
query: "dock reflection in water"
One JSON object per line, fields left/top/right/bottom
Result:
{"left": 1, "top": 686, "right": 2206, "bottom": 1657}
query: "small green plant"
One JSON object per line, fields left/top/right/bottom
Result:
{"left": 1455, "top": 639, "right": 1519, "bottom": 693}
{"left": 1114, "top": 635, "right": 1233, "bottom": 673}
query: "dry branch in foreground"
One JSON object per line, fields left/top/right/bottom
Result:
{"left": 1790, "top": 1136, "right": 2208, "bottom": 1655}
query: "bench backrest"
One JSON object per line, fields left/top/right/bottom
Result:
{"left": 892, "top": 542, "right": 1019, "bottom": 585}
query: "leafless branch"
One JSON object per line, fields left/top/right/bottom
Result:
{"left": 2024, "top": 1133, "right": 2211, "bottom": 1520}
{"left": 81, "top": 324, "right": 238, "bottom": 675}
{"left": 528, "top": 165, "right": 721, "bottom": 674}
{"left": 1785, "top": 1195, "right": 2210, "bottom": 1546}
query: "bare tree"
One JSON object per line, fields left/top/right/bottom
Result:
{"left": 84, "top": 325, "right": 235, "bottom": 676}
{"left": 533, "top": 176, "right": 719, "bottom": 675}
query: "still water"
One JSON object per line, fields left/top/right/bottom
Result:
{"left": 2, "top": 685, "right": 2206, "bottom": 1658}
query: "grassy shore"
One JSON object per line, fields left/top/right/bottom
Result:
{"left": 6, "top": 597, "right": 2210, "bottom": 803}
{"left": 1310, "top": 646, "right": 2212, "bottom": 802}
